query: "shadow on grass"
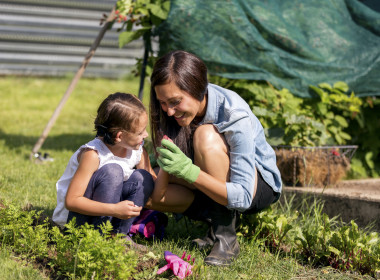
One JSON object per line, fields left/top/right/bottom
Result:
{"left": 163, "top": 215, "right": 208, "bottom": 245}
{"left": 0, "top": 129, "right": 94, "bottom": 152}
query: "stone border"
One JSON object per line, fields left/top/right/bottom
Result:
{"left": 282, "top": 179, "right": 380, "bottom": 231}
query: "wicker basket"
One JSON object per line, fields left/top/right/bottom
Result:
{"left": 273, "top": 145, "right": 358, "bottom": 187}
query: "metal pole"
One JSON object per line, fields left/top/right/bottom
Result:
{"left": 138, "top": 31, "right": 151, "bottom": 101}
{"left": 30, "top": 7, "right": 116, "bottom": 161}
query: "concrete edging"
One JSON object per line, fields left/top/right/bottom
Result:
{"left": 281, "top": 179, "right": 380, "bottom": 231}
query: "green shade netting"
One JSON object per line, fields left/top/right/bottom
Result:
{"left": 157, "top": 0, "right": 380, "bottom": 97}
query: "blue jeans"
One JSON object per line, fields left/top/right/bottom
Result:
{"left": 67, "top": 163, "right": 154, "bottom": 235}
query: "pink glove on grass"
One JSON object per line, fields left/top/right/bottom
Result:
{"left": 157, "top": 251, "right": 194, "bottom": 279}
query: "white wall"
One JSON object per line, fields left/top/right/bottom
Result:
{"left": 0, "top": 0, "right": 144, "bottom": 78}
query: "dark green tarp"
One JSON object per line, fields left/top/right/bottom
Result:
{"left": 157, "top": 0, "right": 380, "bottom": 97}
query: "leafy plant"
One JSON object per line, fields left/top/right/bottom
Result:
{"left": 115, "top": 0, "right": 170, "bottom": 48}
{"left": 0, "top": 204, "right": 50, "bottom": 261}
{"left": 114, "top": 0, "right": 170, "bottom": 81}
{"left": 51, "top": 220, "right": 138, "bottom": 279}
{"left": 239, "top": 208, "right": 295, "bottom": 251}
{"left": 327, "top": 221, "right": 379, "bottom": 274}
{"left": 307, "top": 82, "right": 362, "bottom": 145}
{"left": 346, "top": 96, "right": 380, "bottom": 178}
{"left": 209, "top": 76, "right": 380, "bottom": 179}
{"left": 0, "top": 202, "right": 139, "bottom": 280}
{"left": 238, "top": 196, "right": 380, "bottom": 277}
{"left": 223, "top": 79, "right": 330, "bottom": 146}
{"left": 210, "top": 77, "right": 365, "bottom": 148}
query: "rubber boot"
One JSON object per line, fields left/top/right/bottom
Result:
{"left": 191, "top": 221, "right": 215, "bottom": 250}
{"left": 204, "top": 203, "right": 240, "bottom": 266}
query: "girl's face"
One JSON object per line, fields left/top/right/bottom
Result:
{"left": 119, "top": 112, "right": 149, "bottom": 150}
{"left": 155, "top": 81, "right": 207, "bottom": 127}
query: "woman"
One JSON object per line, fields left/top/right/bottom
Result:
{"left": 149, "top": 50, "right": 282, "bottom": 266}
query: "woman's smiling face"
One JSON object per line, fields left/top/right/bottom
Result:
{"left": 155, "top": 81, "right": 207, "bottom": 127}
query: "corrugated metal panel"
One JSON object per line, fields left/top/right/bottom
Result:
{"left": 0, "top": 0, "right": 144, "bottom": 78}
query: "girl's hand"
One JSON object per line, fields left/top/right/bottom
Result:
{"left": 156, "top": 139, "right": 200, "bottom": 183}
{"left": 113, "top": 200, "right": 142, "bottom": 219}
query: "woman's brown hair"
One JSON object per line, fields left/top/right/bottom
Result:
{"left": 94, "top": 92, "right": 146, "bottom": 145}
{"left": 150, "top": 50, "right": 208, "bottom": 158}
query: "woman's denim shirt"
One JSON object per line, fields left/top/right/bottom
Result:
{"left": 199, "top": 83, "right": 282, "bottom": 211}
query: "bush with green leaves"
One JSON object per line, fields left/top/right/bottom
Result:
{"left": 116, "top": 0, "right": 170, "bottom": 48}
{"left": 345, "top": 96, "right": 380, "bottom": 178}
{"left": 51, "top": 220, "right": 138, "bottom": 280}
{"left": 239, "top": 207, "right": 296, "bottom": 251}
{"left": 115, "top": 0, "right": 170, "bottom": 78}
{"left": 239, "top": 197, "right": 380, "bottom": 277}
{"left": 209, "top": 76, "right": 379, "bottom": 178}
{"left": 0, "top": 204, "right": 51, "bottom": 261}
{"left": 307, "top": 82, "right": 362, "bottom": 145}
{"left": 211, "top": 78, "right": 362, "bottom": 147}
{"left": 0, "top": 203, "right": 138, "bottom": 280}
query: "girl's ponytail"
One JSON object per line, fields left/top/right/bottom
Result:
{"left": 95, "top": 124, "right": 114, "bottom": 145}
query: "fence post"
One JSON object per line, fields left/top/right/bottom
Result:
{"left": 30, "top": 7, "right": 116, "bottom": 161}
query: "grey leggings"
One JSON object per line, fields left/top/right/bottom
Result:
{"left": 67, "top": 163, "right": 154, "bottom": 234}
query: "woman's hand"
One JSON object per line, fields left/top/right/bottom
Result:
{"left": 113, "top": 200, "right": 142, "bottom": 220}
{"left": 156, "top": 139, "right": 200, "bottom": 183}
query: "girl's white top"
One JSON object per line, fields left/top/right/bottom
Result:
{"left": 52, "top": 138, "right": 143, "bottom": 227}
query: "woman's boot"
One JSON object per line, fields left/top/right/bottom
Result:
{"left": 191, "top": 221, "right": 215, "bottom": 250}
{"left": 204, "top": 203, "right": 240, "bottom": 266}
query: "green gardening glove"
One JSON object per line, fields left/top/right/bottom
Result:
{"left": 156, "top": 139, "right": 200, "bottom": 183}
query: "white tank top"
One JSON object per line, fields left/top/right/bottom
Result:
{"left": 52, "top": 138, "right": 143, "bottom": 227}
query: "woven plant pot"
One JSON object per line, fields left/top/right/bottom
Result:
{"left": 273, "top": 145, "right": 357, "bottom": 187}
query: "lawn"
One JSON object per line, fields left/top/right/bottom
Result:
{"left": 0, "top": 76, "right": 377, "bottom": 279}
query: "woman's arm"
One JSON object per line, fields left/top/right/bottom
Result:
{"left": 151, "top": 168, "right": 170, "bottom": 203}
{"left": 136, "top": 147, "right": 157, "bottom": 180}
{"left": 192, "top": 172, "right": 228, "bottom": 205}
{"left": 65, "top": 149, "right": 141, "bottom": 219}
{"left": 157, "top": 115, "right": 257, "bottom": 211}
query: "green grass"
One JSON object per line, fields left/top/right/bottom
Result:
{"left": 0, "top": 76, "right": 374, "bottom": 279}
{"left": 0, "top": 247, "right": 49, "bottom": 279}
{"left": 0, "top": 246, "right": 50, "bottom": 279}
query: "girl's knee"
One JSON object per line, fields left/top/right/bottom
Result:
{"left": 94, "top": 163, "right": 124, "bottom": 185}
{"left": 130, "top": 169, "right": 154, "bottom": 184}
{"left": 88, "top": 164, "right": 124, "bottom": 200}
{"left": 98, "top": 163, "right": 123, "bottom": 176}
{"left": 131, "top": 169, "right": 154, "bottom": 192}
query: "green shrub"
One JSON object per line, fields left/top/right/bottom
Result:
{"left": 239, "top": 197, "right": 380, "bottom": 277}
{"left": 345, "top": 97, "right": 380, "bottom": 178}
{"left": 209, "top": 76, "right": 379, "bottom": 178}
{"left": 0, "top": 203, "right": 138, "bottom": 280}
{"left": 0, "top": 204, "right": 50, "bottom": 260}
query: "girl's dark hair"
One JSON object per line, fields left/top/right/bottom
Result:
{"left": 94, "top": 92, "right": 146, "bottom": 145}
{"left": 150, "top": 50, "right": 208, "bottom": 157}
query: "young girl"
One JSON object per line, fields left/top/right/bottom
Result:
{"left": 52, "top": 92, "right": 156, "bottom": 240}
